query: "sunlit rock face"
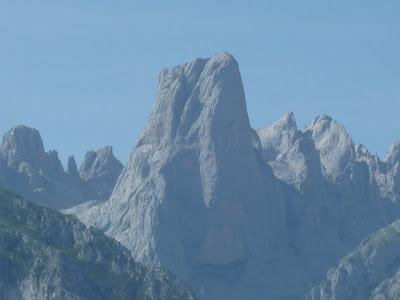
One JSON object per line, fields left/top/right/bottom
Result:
{"left": 72, "top": 52, "right": 289, "bottom": 299}
{"left": 302, "top": 115, "right": 356, "bottom": 182}
{"left": 67, "top": 52, "right": 400, "bottom": 299}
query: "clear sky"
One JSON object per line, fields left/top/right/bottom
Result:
{"left": 1, "top": 1, "right": 400, "bottom": 166}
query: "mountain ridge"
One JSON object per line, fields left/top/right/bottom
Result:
{"left": 0, "top": 125, "right": 123, "bottom": 209}
{"left": 0, "top": 186, "right": 196, "bottom": 299}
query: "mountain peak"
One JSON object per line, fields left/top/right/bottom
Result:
{"left": 257, "top": 112, "right": 299, "bottom": 162}
{"left": 319, "top": 114, "right": 333, "bottom": 122}
{"left": 79, "top": 146, "right": 123, "bottom": 200}
{"left": 355, "top": 144, "right": 371, "bottom": 160}
{"left": 139, "top": 51, "right": 247, "bottom": 147}
{"left": 66, "top": 155, "right": 79, "bottom": 176}
{"left": 385, "top": 140, "right": 400, "bottom": 166}
{"left": 207, "top": 51, "right": 236, "bottom": 65}
{"left": 273, "top": 112, "right": 297, "bottom": 131}
{"left": 303, "top": 115, "right": 355, "bottom": 180}
{"left": 0, "top": 125, "right": 45, "bottom": 168}
{"left": 78, "top": 53, "right": 286, "bottom": 294}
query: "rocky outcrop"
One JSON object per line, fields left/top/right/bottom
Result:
{"left": 303, "top": 115, "right": 356, "bottom": 182}
{"left": 0, "top": 186, "right": 196, "bottom": 300}
{"left": 257, "top": 112, "right": 322, "bottom": 191}
{"left": 66, "top": 156, "right": 79, "bottom": 176}
{"left": 79, "top": 146, "right": 123, "bottom": 200}
{"left": 0, "top": 126, "right": 123, "bottom": 209}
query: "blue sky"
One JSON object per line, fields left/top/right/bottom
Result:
{"left": 1, "top": 1, "right": 400, "bottom": 166}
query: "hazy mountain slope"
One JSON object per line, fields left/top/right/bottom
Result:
{"left": 0, "top": 126, "right": 123, "bottom": 209}
{"left": 0, "top": 186, "right": 196, "bottom": 300}
{"left": 307, "top": 218, "right": 400, "bottom": 300}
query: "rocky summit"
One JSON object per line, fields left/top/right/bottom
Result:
{"left": 66, "top": 52, "right": 400, "bottom": 299}
{"left": 70, "top": 51, "right": 289, "bottom": 299}
{"left": 79, "top": 146, "right": 123, "bottom": 201}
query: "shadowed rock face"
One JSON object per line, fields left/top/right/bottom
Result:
{"left": 0, "top": 126, "right": 123, "bottom": 209}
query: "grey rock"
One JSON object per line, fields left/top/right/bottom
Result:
{"left": 79, "top": 146, "right": 123, "bottom": 200}
{"left": 1, "top": 126, "right": 45, "bottom": 170}
{"left": 257, "top": 112, "right": 322, "bottom": 190}
{"left": 0, "top": 125, "right": 80, "bottom": 209}
{"left": 0, "top": 126, "right": 123, "bottom": 209}
{"left": 353, "top": 141, "right": 400, "bottom": 203}
{"left": 65, "top": 53, "right": 400, "bottom": 299}
{"left": 70, "top": 52, "right": 288, "bottom": 299}
{"left": 303, "top": 115, "right": 356, "bottom": 182}
{"left": 65, "top": 156, "right": 79, "bottom": 176}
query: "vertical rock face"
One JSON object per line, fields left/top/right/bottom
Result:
{"left": 66, "top": 156, "right": 79, "bottom": 176}
{"left": 75, "top": 52, "right": 288, "bottom": 299}
{"left": 79, "top": 146, "right": 123, "bottom": 200}
{"left": 1, "top": 126, "right": 45, "bottom": 170}
{"left": 65, "top": 53, "right": 400, "bottom": 299}
{"left": 0, "top": 126, "right": 123, "bottom": 209}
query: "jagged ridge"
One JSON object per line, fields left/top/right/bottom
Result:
{"left": 0, "top": 125, "right": 123, "bottom": 209}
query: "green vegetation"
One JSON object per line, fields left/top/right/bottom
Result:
{"left": 0, "top": 186, "right": 196, "bottom": 299}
